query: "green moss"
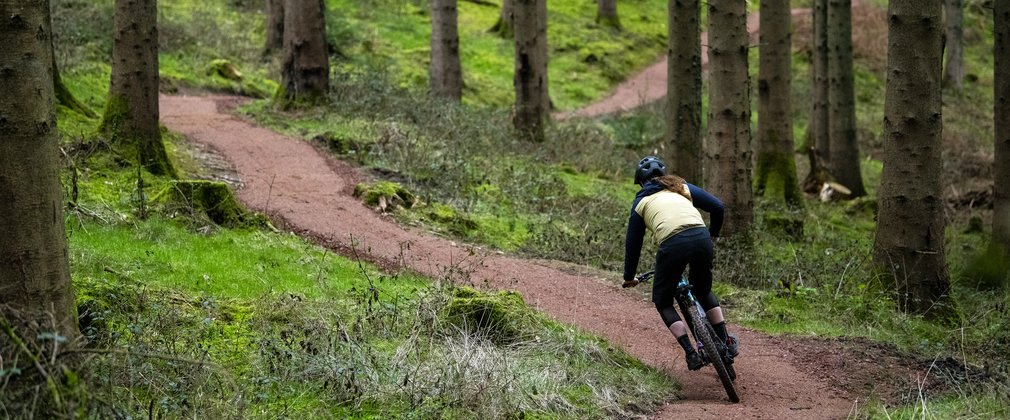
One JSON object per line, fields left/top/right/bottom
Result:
{"left": 961, "top": 246, "right": 1010, "bottom": 290}
{"left": 760, "top": 211, "right": 804, "bottom": 241}
{"left": 207, "top": 59, "right": 243, "bottom": 81}
{"left": 54, "top": 66, "right": 98, "bottom": 118}
{"left": 152, "top": 180, "right": 267, "bottom": 228}
{"left": 440, "top": 288, "right": 534, "bottom": 344}
{"left": 98, "top": 94, "right": 129, "bottom": 137}
{"left": 755, "top": 149, "right": 803, "bottom": 207}
{"left": 353, "top": 181, "right": 417, "bottom": 210}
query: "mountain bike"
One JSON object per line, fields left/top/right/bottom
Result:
{"left": 634, "top": 271, "right": 739, "bottom": 403}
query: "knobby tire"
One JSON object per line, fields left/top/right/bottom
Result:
{"left": 687, "top": 304, "right": 740, "bottom": 403}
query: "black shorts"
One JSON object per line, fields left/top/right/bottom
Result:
{"left": 652, "top": 227, "right": 714, "bottom": 308}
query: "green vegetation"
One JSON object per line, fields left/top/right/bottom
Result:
{"left": 6, "top": 2, "right": 682, "bottom": 417}
{"left": 242, "top": 1, "right": 1007, "bottom": 416}
{"left": 60, "top": 213, "right": 674, "bottom": 418}
{"left": 325, "top": 0, "right": 669, "bottom": 109}
{"left": 27, "top": 0, "right": 1008, "bottom": 416}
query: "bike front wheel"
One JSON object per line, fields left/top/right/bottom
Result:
{"left": 687, "top": 304, "right": 739, "bottom": 403}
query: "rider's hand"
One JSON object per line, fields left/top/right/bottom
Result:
{"left": 622, "top": 279, "right": 640, "bottom": 288}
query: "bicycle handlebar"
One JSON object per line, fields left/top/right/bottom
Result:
{"left": 636, "top": 271, "right": 655, "bottom": 282}
{"left": 626, "top": 271, "right": 693, "bottom": 292}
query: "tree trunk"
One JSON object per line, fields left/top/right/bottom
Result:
{"left": 0, "top": 0, "right": 79, "bottom": 352}
{"left": 873, "top": 0, "right": 949, "bottom": 315}
{"left": 513, "top": 0, "right": 549, "bottom": 142}
{"left": 490, "top": 0, "right": 514, "bottom": 38}
{"left": 596, "top": 0, "right": 621, "bottom": 30}
{"left": 53, "top": 51, "right": 97, "bottom": 118}
{"left": 666, "top": 0, "right": 703, "bottom": 184}
{"left": 280, "top": 0, "right": 330, "bottom": 105}
{"left": 705, "top": 0, "right": 753, "bottom": 237}
{"left": 265, "top": 0, "right": 284, "bottom": 54}
{"left": 100, "top": 0, "right": 174, "bottom": 177}
{"left": 756, "top": 0, "right": 802, "bottom": 206}
{"left": 826, "top": 0, "right": 865, "bottom": 197}
{"left": 994, "top": 0, "right": 1010, "bottom": 262}
{"left": 430, "top": 0, "right": 463, "bottom": 101}
{"left": 810, "top": 0, "right": 830, "bottom": 161}
{"left": 943, "top": 0, "right": 964, "bottom": 91}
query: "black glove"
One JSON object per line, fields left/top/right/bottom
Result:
{"left": 622, "top": 279, "right": 640, "bottom": 288}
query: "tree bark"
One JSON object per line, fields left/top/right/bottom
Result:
{"left": 0, "top": 0, "right": 79, "bottom": 351}
{"left": 810, "top": 0, "right": 830, "bottom": 161}
{"left": 873, "top": 0, "right": 949, "bottom": 315}
{"left": 596, "top": 0, "right": 621, "bottom": 30}
{"left": 512, "top": 0, "right": 549, "bottom": 142}
{"left": 490, "top": 0, "right": 514, "bottom": 38}
{"left": 756, "top": 0, "right": 802, "bottom": 206}
{"left": 265, "top": 0, "right": 284, "bottom": 54}
{"left": 280, "top": 0, "right": 330, "bottom": 105}
{"left": 705, "top": 0, "right": 753, "bottom": 236}
{"left": 100, "top": 0, "right": 174, "bottom": 177}
{"left": 665, "top": 0, "right": 702, "bottom": 184}
{"left": 994, "top": 0, "right": 1010, "bottom": 261}
{"left": 943, "top": 0, "right": 964, "bottom": 91}
{"left": 430, "top": 0, "right": 463, "bottom": 101}
{"left": 826, "top": 0, "right": 865, "bottom": 197}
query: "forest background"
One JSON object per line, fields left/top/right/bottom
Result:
{"left": 0, "top": 0, "right": 1007, "bottom": 418}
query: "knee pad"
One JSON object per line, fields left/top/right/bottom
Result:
{"left": 656, "top": 303, "right": 682, "bottom": 327}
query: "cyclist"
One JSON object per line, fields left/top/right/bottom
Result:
{"left": 622, "top": 156, "right": 738, "bottom": 370}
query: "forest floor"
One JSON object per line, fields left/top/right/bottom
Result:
{"left": 160, "top": 95, "right": 950, "bottom": 418}
{"left": 556, "top": 8, "right": 812, "bottom": 119}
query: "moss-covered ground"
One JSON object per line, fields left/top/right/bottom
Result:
{"left": 33, "top": 0, "right": 1010, "bottom": 416}
{"left": 20, "top": 1, "right": 684, "bottom": 416}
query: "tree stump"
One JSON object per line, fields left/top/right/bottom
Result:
{"left": 154, "top": 180, "right": 264, "bottom": 228}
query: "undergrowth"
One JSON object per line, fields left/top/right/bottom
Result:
{"left": 243, "top": 2, "right": 1008, "bottom": 415}
{"left": 39, "top": 0, "right": 1009, "bottom": 415}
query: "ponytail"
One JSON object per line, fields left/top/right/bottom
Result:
{"left": 654, "top": 175, "right": 691, "bottom": 200}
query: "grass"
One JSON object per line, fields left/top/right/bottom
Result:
{"left": 38, "top": 0, "right": 1009, "bottom": 415}
{"left": 61, "top": 221, "right": 677, "bottom": 418}
{"left": 1, "top": 3, "right": 683, "bottom": 416}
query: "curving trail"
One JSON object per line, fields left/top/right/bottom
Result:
{"left": 557, "top": 9, "right": 811, "bottom": 120}
{"left": 162, "top": 95, "right": 854, "bottom": 419}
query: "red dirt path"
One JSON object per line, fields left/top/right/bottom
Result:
{"left": 161, "top": 95, "right": 857, "bottom": 418}
{"left": 556, "top": 9, "right": 811, "bottom": 120}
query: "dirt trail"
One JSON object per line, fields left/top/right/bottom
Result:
{"left": 557, "top": 9, "right": 811, "bottom": 120}
{"left": 161, "top": 95, "right": 855, "bottom": 418}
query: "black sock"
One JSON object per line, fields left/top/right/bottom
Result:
{"left": 676, "top": 334, "right": 694, "bottom": 354}
{"left": 713, "top": 322, "right": 728, "bottom": 343}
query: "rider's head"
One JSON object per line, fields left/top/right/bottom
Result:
{"left": 634, "top": 156, "right": 667, "bottom": 186}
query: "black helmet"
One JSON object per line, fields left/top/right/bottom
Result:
{"left": 634, "top": 156, "right": 666, "bottom": 185}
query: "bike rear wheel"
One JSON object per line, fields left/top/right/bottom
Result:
{"left": 686, "top": 304, "right": 739, "bottom": 403}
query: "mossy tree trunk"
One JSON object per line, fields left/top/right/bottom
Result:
{"left": 994, "top": 0, "right": 1010, "bottom": 266}
{"left": 810, "top": 0, "right": 830, "bottom": 161}
{"left": 596, "top": 0, "right": 620, "bottom": 30}
{"left": 756, "top": 0, "right": 801, "bottom": 207}
{"left": 705, "top": 0, "right": 753, "bottom": 237}
{"left": 666, "top": 0, "right": 702, "bottom": 184}
{"left": 826, "top": 0, "right": 864, "bottom": 197}
{"left": 512, "top": 0, "right": 549, "bottom": 142}
{"left": 52, "top": 43, "right": 96, "bottom": 118}
{"left": 0, "top": 0, "right": 79, "bottom": 351}
{"left": 101, "top": 0, "right": 175, "bottom": 177}
{"left": 280, "top": 0, "right": 330, "bottom": 105}
{"left": 873, "top": 0, "right": 949, "bottom": 316}
{"left": 489, "top": 0, "right": 514, "bottom": 38}
{"left": 943, "top": 0, "right": 964, "bottom": 92}
{"left": 430, "top": 0, "right": 462, "bottom": 101}
{"left": 265, "top": 0, "right": 284, "bottom": 55}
